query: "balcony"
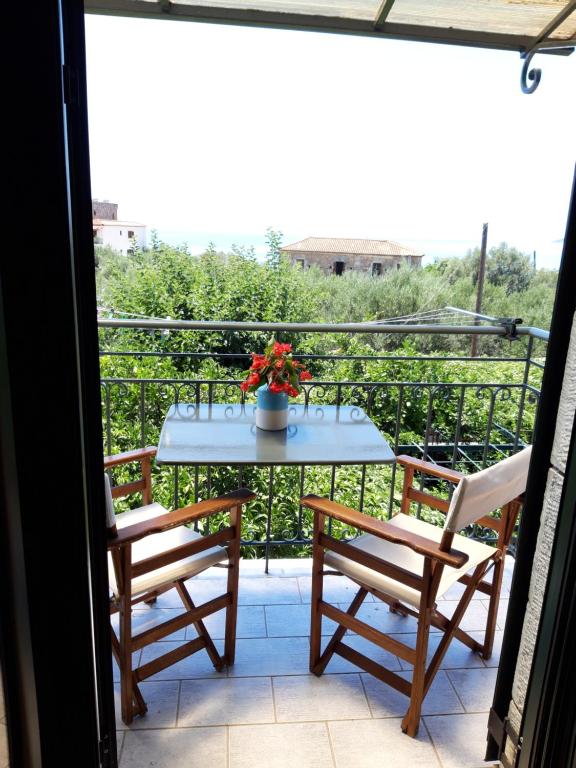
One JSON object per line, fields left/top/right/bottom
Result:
{"left": 113, "top": 557, "right": 513, "bottom": 768}
{"left": 101, "top": 319, "right": 545, "bottom": 768}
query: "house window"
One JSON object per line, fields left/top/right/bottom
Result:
{"left": 295, "top": 259, "right": 305, "bottom": 268}
{"left": 128, "top": 230, "right": 134, "bottom": 238}
{"left": 334, "top": 261, "right": 345, "bottom": 276}
{"left": 372, "top": 263, "right": 382, "bottom": 276}
{"left": 397, "top": 263, "right": 401, "bottom": 270}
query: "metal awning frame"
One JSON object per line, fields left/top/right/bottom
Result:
{"left": 85, "top": 0, "right": 576, "bottom": 93}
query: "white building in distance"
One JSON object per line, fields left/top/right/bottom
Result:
{"left": 92, "top": 200, "right": 146, "bottom": 254}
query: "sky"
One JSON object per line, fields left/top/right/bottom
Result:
{"left": 85, "top": 14, "right": 576, "bottom": 268}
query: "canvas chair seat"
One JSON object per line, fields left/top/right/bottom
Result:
{"left": 108, "top": 502, "right": 227, "bottom": 599}
{"left": 325, "top": 512, "right": 495, "bottom": 609}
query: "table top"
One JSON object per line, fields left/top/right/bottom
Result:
{"left": 156, "top": 403, "right": 395, "bottom": 466}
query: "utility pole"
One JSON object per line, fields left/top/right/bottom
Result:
{"left": 533, "top": 250, "right": 537, "bottom": 271}
{"left": 471, "top": 222, "right": 488, "bottom": 358}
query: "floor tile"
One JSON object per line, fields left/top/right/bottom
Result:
{"left": 395, "top": 633, "right": 485, "bottom": 672}
{"left": 446, "top": 668, "right": 498, "bottom": 712}
{"left": 480, "top": 598, "right": 509, "bottom": 631}
{"left": 469, "top": 630, "right": 503, "bottom": 668}
{"left": 329, "top": 718, "right": 441, "bottom": 768}
{"left": 238, "top": 577, "right": 301, "bottom": 605}
{"left": 138, "top": 639, "right": 227, "bottom": 680}
{"left": 362, "top": 670, "right": 464, "bottom": 718}
{"left": 240, "top": 558, "right": 312, "bottom": 578}
{"left": 352, "top": 601, "right": 421, "bottom": 634}
{"left": 320, "top": 635, "right": 402, "bottom": 674}
{"left": 185, "top": 605, "right": 267, "bottom": 640}
{"left": 132, "top": 580, "right": 226, "bottom": 610}
{"left": 229, "top": 723, "right": 334, "bottom": 768}
{"left": 265, "top": 603, "right": 337, "bottom": 637}
{"left": 115, "top": 731, "right": 125, "bottom": 762}
{"left": 273, "top": 674, "right": 371, "bottom": 722}
{"left": 178, "top": 677, "right": 275, "bottom": 726}
{"left": 229, "top": 637, "right": 310, "bottom": 677}
{"left": 298, "top": 576, "right": 374, "bottom": 604}
{"left": 111, "top": 608, "right": 188, "bottom": 641}
{"left": 120, "top": 727, "right": 227, "bottom": 768}
{"left": 436, "top": 600, "right": 490, "bottom": 632}
{"left": 114, "top": 681, "right": 180, "bottom": 730}
{"left": 112, "top": 651, "right": 142, "bottom": 683}
{"left": 424, "top": 712, "right": 492, "bottom": 768}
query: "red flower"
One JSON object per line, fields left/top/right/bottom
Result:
{"left": 247, "top": 372, "right": 261, "bottom": 386}
{"left": 250, "top": 354, "right": 268, "bottom": 370}
{"left": 288, "top": 386, "right": 299, "bottom": 397}
{"left": 269, "top": 381, "right": 284, "bottom": 394}
{"left": 272, "top": 341, "right": 292, "bottom": 356}
{"left": 275, "top": 360, "right": 284, "bottom": 370}
{"left": 240, "top": 381, "right": 249, "bottom": 392}
{"left": 299, "top": 370, "right": 313, "bottom": 381}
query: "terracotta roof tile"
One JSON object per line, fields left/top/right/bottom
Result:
{"left": 281, "top": 236, "right": 423, "bottom": 258}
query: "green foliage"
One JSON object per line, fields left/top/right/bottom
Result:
{"left": 96, "top": 237, "right": 552, "bottom": 556}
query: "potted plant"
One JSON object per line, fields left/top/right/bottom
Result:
{"left": 240, "top": 339, "right": 313, "bottom": 430}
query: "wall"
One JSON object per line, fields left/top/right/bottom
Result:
{"left": 502, "top": 312, "right": 576, "bottom": 768}
{"left": 285, "top": 251, "right": 422, "bottom": 274}
{"left": 99, "top": 224, "right": 146, "bottom": 254}
{"left": 92, "top": 200, "right": 118, "bottom": 220}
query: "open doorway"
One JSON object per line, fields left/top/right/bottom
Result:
{"left": 2, "top": 6, "right": 568, "bottom": 768}
{"left": 84, "top": 12, "right": 575, "bottom": 762}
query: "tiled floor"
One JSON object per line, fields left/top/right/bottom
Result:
{"left": 115, "top": 557, "right": 514, "bottom": 768}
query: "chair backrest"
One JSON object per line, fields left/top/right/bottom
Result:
{"left": 444, "top": 445, "right": 532, "bottom": 533}
{"left": 104, "top": 473, "right": 117, "bottom": 531}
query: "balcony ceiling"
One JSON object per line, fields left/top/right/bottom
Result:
{"left": 86, "top": 0, "right": 576, "bottom": 54}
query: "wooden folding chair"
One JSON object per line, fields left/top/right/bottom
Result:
{"left": 302, "top": 446, "right": 532, "bottom": 737}
{"left": 104, "top": 446, "right": 255, "bottom": 724}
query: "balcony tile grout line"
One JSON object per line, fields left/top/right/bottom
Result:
{"left": 175, "top": 679, "right": 183, "bottom": 728}
{"left": 443, "top": 670, "right": 469, "bottom": 715}
{"left": 358, "top": 663, "right": 376, "bottom": 720}
{"left": 324, "top": 721, "right": 339, "bottom": 768}
{"left": 420, "top": 716, "right": 445, "bottom": 768}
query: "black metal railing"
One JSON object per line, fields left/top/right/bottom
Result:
{"left": 98, "top": 320, "right": 547, "bottom": 565}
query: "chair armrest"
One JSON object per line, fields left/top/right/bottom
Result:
{"left": 396, "top": 455, "right": 464, "bottom": 484}
{"left": 301, "top": 494, "right": 468, "bottom": 570}
{"left": 104, "top": 446, "right": 157, "bottom": 469}
{"left": 108, "top": 488, "right": 256, "bottom": 547}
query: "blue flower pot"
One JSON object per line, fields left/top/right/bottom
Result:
{"left": 256, "top": 384, "right": 289, "bottom": 431}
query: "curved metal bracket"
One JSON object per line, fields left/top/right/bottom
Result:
{"left": 521, "top": 49, "right": 542, "bottom": 94}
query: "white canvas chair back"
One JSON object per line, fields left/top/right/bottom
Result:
{"left": 104, "top": 473, "right": 117, "bottom": 530}
{"left": 444, "top": 445, "right": 532, "bottom": 533}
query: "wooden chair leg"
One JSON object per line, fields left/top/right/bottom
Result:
{"left": 118, "top": 555, "right": 135, "bottom": 724}
{"left": 110, "top": 626, "right": 147, "bottom": 716}
{"left": 143, "top": 591, "right": 158, "bottom": 605}
{"left": 421, "top": 565, "right": 484, "bottom": 703}
{"left": 402, "top": 604, "right": 432, "bottom": 737}
{"left": 309, "top": 511, "right": 325, "bottom": 672}
{"left": 483, "top": 556, "right": 504, "bottom": 659}
{"left": 224, "top": 504, "right": 241, "bottom": 666}
{"left": 176, "top": 582, "right": 224, "bottom": 672}
{"left": 313, "top": 586, "right": 368, "bottom": 676}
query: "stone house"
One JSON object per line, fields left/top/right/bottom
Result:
{"left": 281, "top": 236, "right": 424, "bottom": 275}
